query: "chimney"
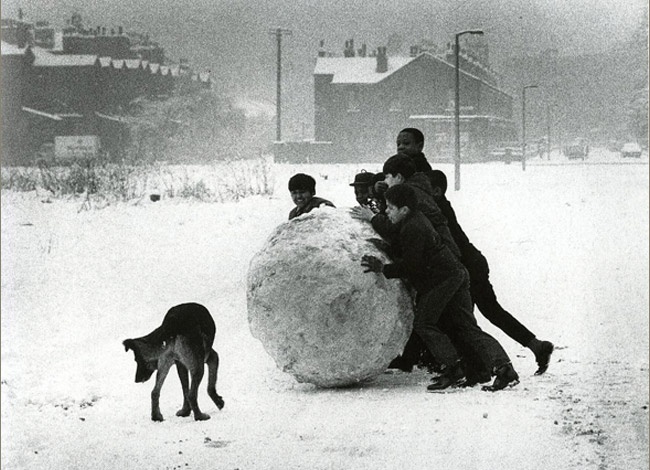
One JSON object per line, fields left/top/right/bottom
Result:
{"left": 179, "top": 57, "right": 189, "bottom": 72}
{"left": 318, "top": 39, "right": 326, "bottom": 57}
{"left": 118, "top": 26, "right": 123, "bottom": 35}
{"left": 359, "top": 43, "right": 367, "bottom": 57}
{"left": 376, "top": 46, "right": 387, "bottom": 73}
{"left": 344, "top": 39, "right": 355, "bottom": 57}
{"left": 409, "top": 45, "right": 419, "bottom": 57}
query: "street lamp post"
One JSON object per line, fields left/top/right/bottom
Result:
{"left": 454, "top": 30, "right": 483, "bottom": 191}
{"left": 522, "top": 84, "right": 538, "bottom": 171}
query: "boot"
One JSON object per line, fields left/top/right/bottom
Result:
{"left": 457, "top": 371, "right": 492, "bottom": 388}
{"left": 533, "top": 341, "right": 554, "bottom": 375}
{"left": 481, "top": 362, "right": 519, "bottom": 392}
{"left": 426, "top": 361, "right": 465, "bottom": 391}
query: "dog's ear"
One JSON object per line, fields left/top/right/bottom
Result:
{"left": 123, "top": 339, "right": 133, "bottom": 352}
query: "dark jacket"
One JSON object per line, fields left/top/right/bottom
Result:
{"left": 382, "top": 210, "right": 463, "bottom": 294}
{"left": 435, "top": 195, "right": 483, "bottom": 267}
{"left": 289, "top": 197, "right": 335, "bottom": 220}
{"left": 410, "top": 152, "right": 432, "bottom": 173}
{"left": 371, "top": 173, "right": 461, "bottom": 259}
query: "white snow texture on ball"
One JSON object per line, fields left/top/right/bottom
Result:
{"left": 247, "top": 207, "right": 414, "bottom": 387}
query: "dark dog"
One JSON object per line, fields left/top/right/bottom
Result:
{"left": 123, "top": 303, "right": 224, "bottom": 421}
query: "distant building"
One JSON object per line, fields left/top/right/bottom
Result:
{"left": 303, "top": 40, "right": 516, "bottom": 163}
{"left": 34, "top": 21, "right": 56, "bottom": 49}
{"left": 1, "top": 12, "right": 212, "bottom": 165}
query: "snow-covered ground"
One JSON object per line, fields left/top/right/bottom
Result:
{"left": 1, "top": 148, "right": 648, "bottom": 470}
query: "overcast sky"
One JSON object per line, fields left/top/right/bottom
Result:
{"left": 4, "top": 0, "right": 645, "bottom": 61}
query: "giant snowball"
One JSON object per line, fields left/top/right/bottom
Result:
{"left": 247, "top": 207, "right": 414, "bottom": 387}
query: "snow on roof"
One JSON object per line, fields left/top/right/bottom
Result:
{"left": 98, "top": 57, "right": 112, "bottom": 67}
{"left": 148, "top": 63, "right": 160, "bottom": 74}
{"left": 32, "top": 47, "right": 96, "bottom": 67}
{"left": 123, "top": 59, "right": 141, "bottom": 69}
{"left": 112, "top": 59, "right": 125, "bottom": 69}
{"left": 159, "top": 65, "right": 169, "bottom": 75}
{"left": 314, "top": 56, "right": 415, "bottom": 84}
{"left": 169, "top": 65, "right": 180, "bottom": 77}
{"left": 1, "top": 40, "right": 25, "bottom": 56}
{"left": 198, "top": 71, "right": 211, "bottom": 83}
{"left": 315, "top": 52, "right": 510, "bottom": 96}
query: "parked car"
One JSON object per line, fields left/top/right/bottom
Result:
{"left": 563, "top": 140, "right": 589, "bottom": 160}
{"left": 488, "top": 142, "right": 523, "bottom": 164}
{"left": 621, "top": 142, "right": 642, "bottom": 158}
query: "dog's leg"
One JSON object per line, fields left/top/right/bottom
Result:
{"left": 175, "top": 362, "right": 192, "bottom": 417}
{"left": 188, "top": 363, "right": 210, "bottom": 421}
{"left": 151, "top": 357, "right": 173, "bottom": 422}
{"left": 206, "top": 349, "right": 225, "bottom": 410}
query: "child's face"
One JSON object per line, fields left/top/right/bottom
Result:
{"left": 291, "top": 189, "right": 313, "bottom": 208}
{"left": 354, "top": 185, "right": 371, "bottom": 205}
{"left": 396, "top": 131, "right": 424, "bottom": 156}
{"left": 384, "top": 173, "right": 404, "bottom": 187}
{"left": 386, "top": 201, "right": 409, "bottom": 224}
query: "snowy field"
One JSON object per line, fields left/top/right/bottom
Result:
{"left": 1, "top": 148, "right": 648, "bottom": 470}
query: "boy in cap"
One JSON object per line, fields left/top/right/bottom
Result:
{"left": 288, "top": 173, "right": 335, "bottom": 220}
{"left": 350, "top": 170, "right": 384, "bottom": 214}
{"left": 349, "top": 170, "right": 376, "bottom": 206}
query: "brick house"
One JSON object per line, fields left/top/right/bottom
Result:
{"left": 312, "top": 44, "right": 517, "bottom": 163}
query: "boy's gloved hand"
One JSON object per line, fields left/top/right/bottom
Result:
{"left": 361, "top": 254, "right": 383, "bottom": 273}
{"left": 366, "top": 238, "right": 390, "bottom": 253}
{"left": 374, "top": 181, "right": 388, "bottom": 195}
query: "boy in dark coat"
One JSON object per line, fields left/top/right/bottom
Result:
{"left": 351, "top": 154, "right": 460, "bottom": 373}
{"left": 353, "top": 154, "right": 460, "bottom": 259}
{"left": 360, "top": 184, "right": 519, "bottom": 391}
{"left": 396, "top": 128, "right": 432, "bottom": 173}
{"left": 288, "top": 173, "right": 335, "bottom": 220}
{"left": 427, "top": 169, "right": 554, "bottom": 374}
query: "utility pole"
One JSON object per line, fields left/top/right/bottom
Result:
{"left": 522, "top": 84, "right": 538, "bottom": 171}
{"left": 546, "top": 103, "right": 551, "bottom": 160}
{"left": 454, "top": 30, "right": 483, "bottom": 191}
{"left": 269, "top": 28, "right": 292, "bottom": 142}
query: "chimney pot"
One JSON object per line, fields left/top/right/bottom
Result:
{"left": 376, "top": 46, "right": 388, "bottom": 73}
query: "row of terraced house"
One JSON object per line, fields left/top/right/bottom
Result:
{"left": 1, "top": 13, "right": 212, "bottom": 165}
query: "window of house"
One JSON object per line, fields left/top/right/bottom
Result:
{"left": 447, "top": 89, "right": 455, "bottom": 111}
{"left": 347, "top": 88, "right": 361, "bottom": 112}
{"left": 389, "top": 95, "right": 402, "bottom": 112}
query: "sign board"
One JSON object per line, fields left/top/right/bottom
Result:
{"left": 54, "top": 136, "right": 100, "bottom": 161}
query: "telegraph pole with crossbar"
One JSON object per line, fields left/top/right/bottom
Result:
{"left": 269, "top": 28, "right": 292, "bottom": 142}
